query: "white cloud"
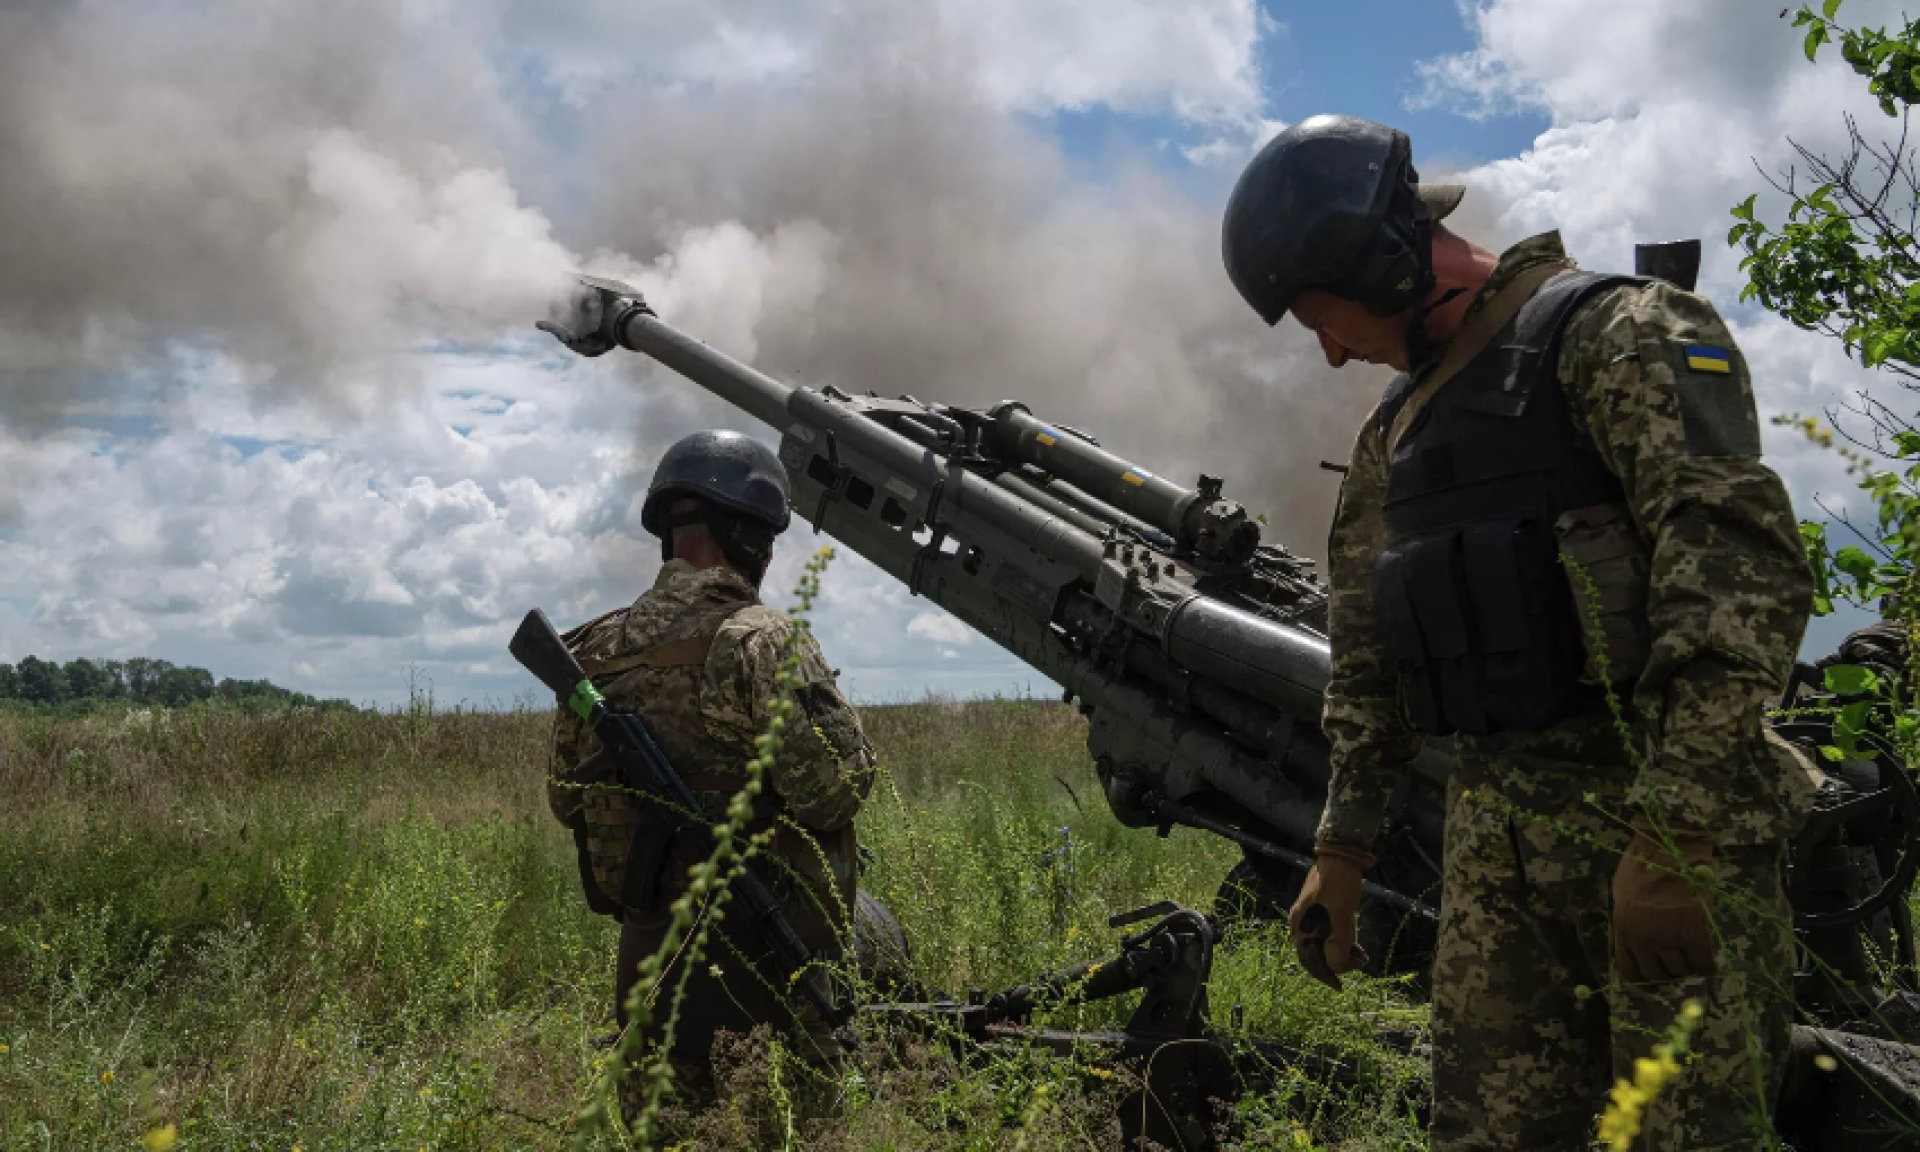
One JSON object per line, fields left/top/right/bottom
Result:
{"left": 504, "top": 0, "right": 1269, "bottom": 122}
{"left": 959, "top": 0, "right": 1265, "bottom": 120}
{"left": 1412, "top": 0, "right": 1919, "bottom": 542}
{"left": 905, "top": 611, "right": 977, "bottom": 646}
{"left": 1412, "top": 0, "right": 1865, "bottom": 122}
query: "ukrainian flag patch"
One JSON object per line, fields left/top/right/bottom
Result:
{"left": 1122, "top": 468, "right": 1151, "bottom": 487}
{"left": 1684, "top": 344, "right": 1732, "bottom": 374}
{"left": 1035, "top": 427, "right": 1060, "bottom": 447}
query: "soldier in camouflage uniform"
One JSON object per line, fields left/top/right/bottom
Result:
{"left": 1222, "top": 116, "right": 1813, "bottom": 1149}
{"left": 546, "top": 430, "right": 876, "bottom": 1100}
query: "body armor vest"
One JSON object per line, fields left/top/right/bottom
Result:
{"left": 1373, "top": 270, "right": 1647, "bottom": 736}
{"left": 560, "top": 597, "right": 773, "bottom": 916}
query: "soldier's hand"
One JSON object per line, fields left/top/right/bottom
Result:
{"left": 1289, "top": 844, "right": 1374, "bottom": 990}
{"left": 1611, "top": 815, "right": 1717, "bottom": 982}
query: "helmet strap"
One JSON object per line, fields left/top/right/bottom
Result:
{"left": 662, "top": 504, "right": 772, "bottom": 585}
{"left": 1403, "top": 286, "right": 1467, "bottom": 373}
{"left": 1393, "top": 196, "right": 1464, "bottom": 372}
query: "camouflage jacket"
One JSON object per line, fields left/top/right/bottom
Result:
{"left": 1319, "top": 232, "right": 1813, "bottom": 849}
{"left": 549, "top": 559, "right": 876, "bottom": 939}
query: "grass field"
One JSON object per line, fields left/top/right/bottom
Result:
{"left": 0, "top": 698, "right": 1428, "bottom": 1151}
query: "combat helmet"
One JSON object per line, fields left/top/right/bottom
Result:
{"left": 1221, "top": 115, "right": 1464, "bottom": 327}
{"left": 641, "top": 430, "right": 792, "bottom": 576}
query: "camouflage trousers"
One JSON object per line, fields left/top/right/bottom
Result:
{"left": 1429, "top": 720, "right": 1796, "bottom": 1151}
{"left": 614, "top": 901, "right": 843, "bottom": 1108}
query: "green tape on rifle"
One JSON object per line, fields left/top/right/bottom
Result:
{"left": 569, "top": 679, "right": 605, "bottom": 721}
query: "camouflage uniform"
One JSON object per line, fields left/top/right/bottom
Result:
{"left": 549, "top": 558, "right": 876, "bottom": 1094}
{"left": 1319, "top": 233, "right": 1812, "bottom": 1149}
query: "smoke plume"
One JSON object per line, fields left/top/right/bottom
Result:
{"left": 0, "top": 0, "right": 1377, "bottom": 557}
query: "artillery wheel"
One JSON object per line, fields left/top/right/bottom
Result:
{"left": 852, "top": 889, "right": 916, "bottom": 998}
{"left": 1214, "top": 856, "right": 1300, "bottom": 926}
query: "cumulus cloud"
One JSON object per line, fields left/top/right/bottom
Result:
{"left": 1416, "top": 0, "right": 1909, "bottom": 650}
{"left": 503, "top": 0, "right": 1268, "bottom": 120}
{"left": 906, "top": 611, "right": 977, "bottom": 646}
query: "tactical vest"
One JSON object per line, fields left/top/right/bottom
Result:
{"left": 557, "top": 599, "right": 776, "bottom": 917}
{"left": 1373, "top": 270, "right": 1654, "bottom": 737}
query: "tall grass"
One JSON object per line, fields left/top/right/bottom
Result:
{"left": 0, "top": 697, "right": 1425, "bottom": 1150}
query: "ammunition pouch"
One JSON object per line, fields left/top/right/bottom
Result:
{"left": 1553, "top": 502, "right": 1653, "bottom": 687}
{"left": 558, "top": 757, "right": 621, "bottom": 919}
{"left": 1374, "top": 518, "right": 1589, "bottom": 736}
{"left": 573, "top": 754, "right": 762, "bottom": 917}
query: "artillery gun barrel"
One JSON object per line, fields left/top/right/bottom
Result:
{"left": 622, "top": 313, "right": 795, "bottom": 429}
{"left": 610, "top": 307, "right": 1328, "bottom": 720}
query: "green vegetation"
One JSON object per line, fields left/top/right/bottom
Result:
{"left": 0, "top": 697, "right": 1426, "bottom": 1151}
{"left": 1729, "top": 1, "right": 1920, "bottom": 760}
{"left": 0, "top": 655, "right": 349, "bottom": 714}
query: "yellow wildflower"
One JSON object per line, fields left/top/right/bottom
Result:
{"left": 1596, "top": 1011, "right": 1694, "bottom": 1151}
{"left": 0, "top": 1043, "right": 9, "bottom": 1054}
{"left": 100, "top": 1070, "right": 116, "bottom": 1085}
{"left": 141, "top": 1124, "right": 178, "bottom": 1152}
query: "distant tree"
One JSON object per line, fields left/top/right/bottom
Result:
{"left": 0, "top": 652, "right": 346, "bottom": 711}
{"left": 153, "top": 665, "right": 215, "bottom": 707}
{"left": 120, "top": 657, "right": 175, "bottom": 704}
{"left": 62, "top": 658, "right": 121, "bottom": 700}
{"left": 14, "top": 656, "right": 67, "bottom": 704}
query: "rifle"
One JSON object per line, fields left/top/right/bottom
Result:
{"left": 539, "top": 275, "right": 1447, "bottom": 966}
{"left": 508, "top": 606, "right": 848, "bottom": 1026}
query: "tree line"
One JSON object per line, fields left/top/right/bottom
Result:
{"left": 0, "top": 655, "right": 350, "bottom": 710}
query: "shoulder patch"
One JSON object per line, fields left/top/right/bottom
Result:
{"left": 1683, "top": 344, "right": 1732, "bottom": 374}
{"left": 1662, "top": 340, "right": 1760, "bottom": 458}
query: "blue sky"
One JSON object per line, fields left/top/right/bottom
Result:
{"left": 0, "top": 0, "right": 1897, "bottom": 705}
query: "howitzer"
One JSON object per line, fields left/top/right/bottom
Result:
{"left": 540, "top": 276, "right": 1920, "bottom": 977}
{"left": 542, "top": 275, "right": 1920, "bottom": 1149}
{"left": 541, "top": 274, "right": 1446, "bottom": 971}
{"left": 508, "top": 607, "right": 848, "bottom": 1027}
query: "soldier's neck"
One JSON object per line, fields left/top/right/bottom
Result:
{"left": 1421, "top": 232, "right": 1500, "bottom": 346}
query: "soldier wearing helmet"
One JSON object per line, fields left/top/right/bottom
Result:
{"left": 1224, "top": 116, "right": 1811, "bottom": 1148}
{"left": 546, "top": 429, "right": 876, "bottom": 1106}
